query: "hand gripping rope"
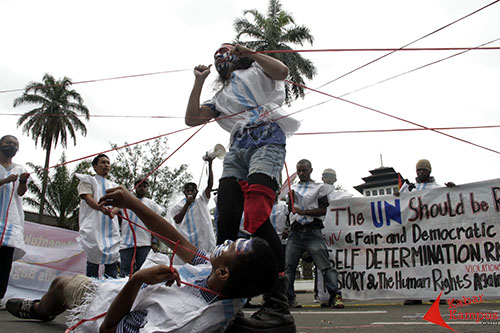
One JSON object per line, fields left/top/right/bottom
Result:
{"left": 9, "top": 3, "right": 500, "bottom": 328}
{"left": 64, "top": 208, "right": 223, "bottom": 333}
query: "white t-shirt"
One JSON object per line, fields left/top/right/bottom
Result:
{"left": 203, "top": 62, "right": 300, "bottom": 138}
{"left": 289, "top": 181, "right": 330, "bottom": 226}
{"left": 400, "top": 178, "right": 443, "bottom": 193}
{"left": 171, "top": 191, "right": 216, "bottom": 253}
{"left": 0, "top": 163, "right": 28, "bottom": 260}
{"left": 270, "top": 201, "right": 289, "bottom": 245}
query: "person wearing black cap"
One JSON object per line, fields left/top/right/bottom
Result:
{"left": 399, "top": 159, "right": 455, "bottom": 194}
{"left": 398, "top": 159, "right": 455, "bottom": 305}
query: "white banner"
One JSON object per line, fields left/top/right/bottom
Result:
{"left": 5, "top": 221, "right": 86, "bottom": 300}
{"left": 323, "top": 179, "right": 500, "bottom": 299}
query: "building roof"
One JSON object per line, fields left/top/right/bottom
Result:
{"left": 354, "top": 166, "right": 404, "bottom": 194}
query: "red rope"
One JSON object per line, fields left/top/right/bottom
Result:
{"left": 283, "top": 161, "right": 296, "bottom": 214}
{"left": 65, "top": 208, "right": 219, "bottom": 332}
{"left": 123, "top": 209, "right": 138, "bottom": 278}
{"left": 170, "top": 241, "right": 181, "bottom": 272}
{"left": 64, "top": 312, "right": 107, "bottom": 333}
{"left": 0, "top": 113, "right": 186, "bottom": 119}
{"left": 67, "top": 120, "right": 210, "bottom": 333}
{"left": 0, "top": 69, "right": 190, "bottom": 94}
{"left": 3, "top": 0, "right": 498, "bottom": 106}
{"left": 0, "top": 112, "right": 230, "bottom": 120}
{"left": 284, "top": 80, "right": 500, "bottom": 155}
{"left": 294, "top": 125, "right": 500, "bottom": 135}
{"left": 257, "top": 46, "right": 500, "bottom": 54}
{"left": 131, "top": 123, "right": 207, "bottom": 191}
{"left": 25, "top": 106, "right": 248, "bottom": 177}
{"left": 180, "top": 281, "right": 223, "bottom": 297}
{"left": 120, "top": 123, "right": 207, "bottom": 280}
{"left": 338, "top": 36, "right": 500, "bottom": 98}
{"left": 29, "top": 126, "right": 195, "bottom": 176}
{"left": 114, "top": 209, "right": 209, "bottom": 261}
{"left": 311, "top": 0, "right": 500, "bottom": 91}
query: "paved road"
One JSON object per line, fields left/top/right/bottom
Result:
{"left": 3, "top": 294, "right": 500, "bottom": 332}
{"left": 283, "top": 295, "right": 500, "bottom": 333}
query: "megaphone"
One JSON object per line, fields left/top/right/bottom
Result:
{"left": 203, "top": 144, "right": 226, "bottom": 161}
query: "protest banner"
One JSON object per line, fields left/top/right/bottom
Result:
{"left": 5, "top": 221, "right": 86, "bottom": 300}
{"left": 323, "top": 179, "right": 500, "bottom": 299}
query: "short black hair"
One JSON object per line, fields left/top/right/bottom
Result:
{"left": 222, "top": 237, "right": 278, "bottom": 298}
{"left": 0, "top": 135, "right": 17, "bottom": 145}
{"left": 92, "top": 154, "right": 109, "bottom": 166}
{"left": 134, "top": 178, "right": 149, "bottom": 187}
{"left": 297, "top": 159, "right": 312, "bottom": 168}
{"left": 183, "top": 182, "right": 197, "bottom": 191}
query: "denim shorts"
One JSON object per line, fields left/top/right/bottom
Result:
{"left": 221, "top": 143, "right": 286, "bottom": 184}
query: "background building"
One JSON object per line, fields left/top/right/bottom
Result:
{"left": 354, "top": 166, "right": 403, "bottom": 197}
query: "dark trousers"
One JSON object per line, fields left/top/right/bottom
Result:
{"left": 119, "top": 246, "right": 151, "bottom": 277}
{"left": 86, "top": 261, "right": 119, "bottom": 279}
{"left": 216, "top": 176, "right": 285, "bottom": 272}
{"left": 0, "top": 246, "right": 15, "bottom": 299}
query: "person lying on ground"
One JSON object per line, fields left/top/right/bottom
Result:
{"left": 6, "top": 186, "right": 278, "bottom": 333}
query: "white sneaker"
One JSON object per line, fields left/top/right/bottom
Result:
{"left": 0, "top": 299, "right": 6, "bottom": 311}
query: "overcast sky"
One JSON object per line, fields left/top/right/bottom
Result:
{"left": 1, "top": 0, "right": 499, "bottom": 201}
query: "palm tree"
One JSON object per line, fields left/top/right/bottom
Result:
{"left": 25, "top": 154, "right": 91, "bottom": 230}
{"left": 234, "top": 0, "right": 317, "bottom": 103}
{"left": 13, "top": 73, "right": 90, "bottom": 222}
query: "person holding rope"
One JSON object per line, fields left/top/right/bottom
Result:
{"left": 76, "top": 154, "right": 121, "bottom": 278}
{"left": 396, "top": 158, "right": 455, "bottom": 306}
{"left": 0, "top": 135, "right": 29, "bottom": 310}
{"left": 186, "top": 43, "right": 300, "bottom": 332}
{"left": 172, "top": 156, "right": 216, "bottom": 254}
{"left": 119, "top": 178, "right": 165, "bottom": 277}
{"left": 5, "top": 186, "right": 278, "bottom": 332}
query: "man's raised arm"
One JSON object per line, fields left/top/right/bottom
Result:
{"left": 99, "top": 186, "right": 197, "bottom": 263}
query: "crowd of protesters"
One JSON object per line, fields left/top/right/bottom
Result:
{"left": 0, "top": 42, "right": 458, "bottom": 333}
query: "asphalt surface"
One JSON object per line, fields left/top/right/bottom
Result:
{"left": 2, "top": 291, "right": 500, "bottom": 332}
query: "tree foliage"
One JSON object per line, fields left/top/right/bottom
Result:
{"left": 25, "top": 154, "right": 91, "bottom": 230}
{"left": 234, "top": 0, "right": 316, "bottom": 103}
{"left": 108, "top": 137, "right": 192, "bottom": 210}
{"left": 13, "top": 73, "right": 90, "bottom": 220}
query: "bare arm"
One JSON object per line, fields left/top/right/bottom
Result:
{"left": 99, "top": 265, "right": 180, "bottom": 333}
{"left": 294, "top": 196, "right": 328, "bottom": 217}
{"left": 204, "top": 158, "right": 214, "bottom": 199}
{"left": 294, "top": 207, "right": 327, "bottom": 216}
{"left": 99, "top": 186, "right": 197, "bottom": 263}
{"left": 17, "top": 173, "right": 29, "bottom": 196}
{"left": 233, "top": 44, "right": 288, "bottom": 80}
{"left": 185, "top": 65, "right": 217, "bottom": 126}
{"left": 173, "top": 196, "right": 194, "bottom": 224}
{"left": 80, "top": 194, "right": 114, "bottom": 216}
